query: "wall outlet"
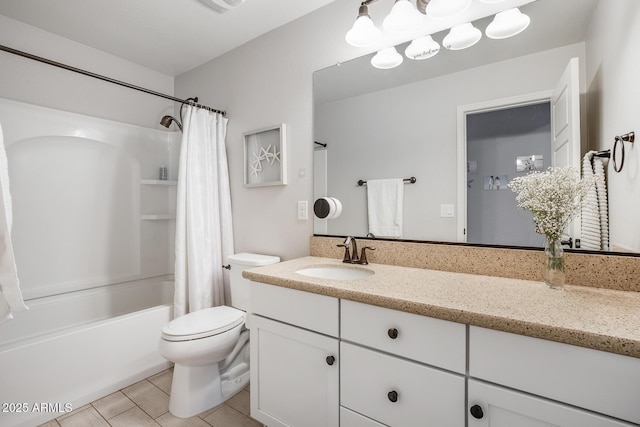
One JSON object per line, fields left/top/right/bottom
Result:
{"left": 297, "top": 201, "right": 308, "bottom": 220}
{"left": 440, "top": 204, "right": 455, "bottom": 218}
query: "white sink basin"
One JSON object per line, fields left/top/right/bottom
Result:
{"left": 296, "top": 265, "right": 374, "bottom": 280}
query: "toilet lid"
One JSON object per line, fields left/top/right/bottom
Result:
{"left": 162, "top": 306, "right": 245, "bottom": 341}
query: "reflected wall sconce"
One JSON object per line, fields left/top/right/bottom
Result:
{"left": 485, "top": 7, "right": 530, "bottom": 39}
{"left": 346, "top": 0, "right": 531, "bottom": 69}
{"left": 371, "top": 46, "right": 404, "bottom": 68}
{"left": 443, "top": 22, "right": 482, "bottom": 50}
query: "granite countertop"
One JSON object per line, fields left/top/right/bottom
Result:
{"left": 243, "top": 256, "right": 640, "bottom": 359}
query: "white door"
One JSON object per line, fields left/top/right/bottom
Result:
{"left": 468, "top": 380, "right": 634, "bottom": 427}
{"left": 551, "top": 57, "right": 582, "bottom": 243}
{"left": 250, "top": 315, "right": 339, "bottom": 427}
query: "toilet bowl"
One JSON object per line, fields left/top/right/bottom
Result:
{"left": 159, "top": 253, "right": 280, "bottom": 418}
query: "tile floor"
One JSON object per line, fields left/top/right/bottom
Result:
{"left": 37, "top": 369, "right": 263, "bottom": 427}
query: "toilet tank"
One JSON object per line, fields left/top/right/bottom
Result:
{"left": 227, "top": 253, "right": 280, "bottom": 311}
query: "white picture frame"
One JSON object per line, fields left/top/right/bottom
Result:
{"left": 243, "top": 124, "right": 287, "bottom": 187}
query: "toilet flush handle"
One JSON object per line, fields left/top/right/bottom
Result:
{"left": 222, "top": 264, "right": 231, "bottom": 270}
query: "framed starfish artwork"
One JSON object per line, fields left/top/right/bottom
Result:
{"left": 243, "top": 124, "right": 287, "bottom": 187}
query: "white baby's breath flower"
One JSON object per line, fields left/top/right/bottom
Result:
{"left": 508, "top": 167, "right": 593, "bottom": 241}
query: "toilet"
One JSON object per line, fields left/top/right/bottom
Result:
{"left": 159, "top": 252, "right": 280, "bottom": 418}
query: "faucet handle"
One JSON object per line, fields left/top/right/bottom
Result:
{"left": 336, "top": 244, "right": 351, "bottom": 263}
{"left": 358, "top": 246, "right": 375, "bottom": 265}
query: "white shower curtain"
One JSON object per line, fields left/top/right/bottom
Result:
{"left": 173, "top": 106, "right": 234, "bottom": 318}
{"left": 0, "top": 123, "right": 28, "bottom": 323}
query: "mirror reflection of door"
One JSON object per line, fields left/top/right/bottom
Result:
{"left": 461, "top": 58, "right": 581, "bottom": 247}
{"left": 466, "top": 102, "right": 551, "bottom": 247}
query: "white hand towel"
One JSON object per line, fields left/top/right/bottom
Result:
{"left": 580, "top": 151, "right": 609, "bottom": 251}
{"left": 367, "top": 178, "right": 404, "bottom": 238}
{"left": 0, "top": 123, "right": 28, "bottom": 323}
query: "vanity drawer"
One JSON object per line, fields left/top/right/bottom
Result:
{"left": 469, "top": 326, "right": 640, "bottom": 424}
{"left": 249, "top": 281, "right": 339, "bottom": 337}
{"left": 341, "top": 299, "right": 466, "bottom": 373}
{"left": 340, "top": 407, "right": 386, "bottom": 427}
{"left": 341, "top": 342, "right": 465, "bottom": 427}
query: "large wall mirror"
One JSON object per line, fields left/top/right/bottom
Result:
{"left": 313, "top": 0, "right": 640, "bottom": 255}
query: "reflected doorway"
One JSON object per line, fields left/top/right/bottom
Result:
{"left": 465, "top": 102, "right": 551, "bottom": 247}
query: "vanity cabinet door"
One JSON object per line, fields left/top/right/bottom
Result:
{"left": 249, "top": 314, "right": 339, "bottom": 427}
{"left": 341, "top": 342, "right": 465, "bottom": 427}
{"left": 468, "top": 380, "right": 635, "bottom": 427}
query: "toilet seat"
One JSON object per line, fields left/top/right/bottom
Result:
{"left": 162, "top": 306, "right": 245, "bottom": 342}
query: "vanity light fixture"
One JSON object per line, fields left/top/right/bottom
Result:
{"left": 485, "top": 8, "right": 531, "bottom": 39}
{"left": 443, "top": 22, "right": 482, "bottom": 50}
{"left": 405, "top": 35, "right": 440, "bottom": 60}
{"left": 425, "top": 0, "right": 472, "bottom": 19}
{"left": 345, "top": 4, "right": 382, "bottom": 47}
{"left": 347, "top": 0, "right": 533, "bottom": 69}
{"left": 371, "top": 46, "right": 404, "bottom": 69}
{"left": 383, "top": 0, "right": 423, "bottom": 33}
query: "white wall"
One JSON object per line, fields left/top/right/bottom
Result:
{"left": 175, "top": 0, "right": 363, "bottom": 260}
{"left": 585, "top": 0, "right": 640, "bottom": 252}
{"left": 0, "top": 15, "right": 175, "bottom": 128}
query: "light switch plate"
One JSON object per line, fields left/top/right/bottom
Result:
{"left": 297, "top": 201, "right": 308, "bottom": 220}
{"left": 440, "top": 204, "right": 455, "bottom": 218}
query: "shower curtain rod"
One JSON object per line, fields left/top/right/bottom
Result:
{"left": 0, "top": 44, "right": 226, "bottom": 116}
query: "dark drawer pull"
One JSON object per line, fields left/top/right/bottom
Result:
{"left": 326, "top": 355, "right": 336, "bottom": 366}
{"left": 470, "top": 404, "right": 484, "bottom": 419}
{"left": 387, "top": 390, "right": 398, "bottom": 402}
{"left": 387, "top": 328, "right": 399, "bottom": 339}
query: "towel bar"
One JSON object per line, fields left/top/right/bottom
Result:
{"left": 357, "top": 177, "right": 416, "bottom": 186}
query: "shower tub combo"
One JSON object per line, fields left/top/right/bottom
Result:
{"left": 0, "top": 98, "right": 180, "bottom": 427}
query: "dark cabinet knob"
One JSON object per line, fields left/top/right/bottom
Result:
{"left": 387, "top": 390, "right": 398, "bottom": 402}
{"left": 326, "top": 355, "right": 335, "bottom": 366}
{"left": 387, "top": 328, "right": 399, "bottom": 339}
{"left": 470, "top": 404, "right": 484, "bottom": 419}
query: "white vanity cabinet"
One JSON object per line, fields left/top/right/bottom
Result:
{"left": 249, "top": 280, "right": 640, "bottom": 427}
{"left": 340, "top": 300, "right": 466, "bottom": 427}
{"left": 249, "top": 282, "right": 340, "bottom": 427}
{"left": 468, "top": 326, "right": 640, "bottom": 426}
{"left": 468, "top": 380, "right": 634, "bottom": 427}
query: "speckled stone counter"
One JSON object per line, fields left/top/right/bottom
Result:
{"left": 310, "top": 236, "right": 640, "bottom": 292}
{"left": 244, "top": 256, "right": 640, "bottom": 359}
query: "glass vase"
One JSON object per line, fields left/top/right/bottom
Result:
{"left": 544, "top": 238, "right": 565, "bottom": 289}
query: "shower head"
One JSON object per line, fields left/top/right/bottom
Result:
{"left": 160, "top": 115, "right": 183, "bottom": 132}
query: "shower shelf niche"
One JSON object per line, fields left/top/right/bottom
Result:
{"left": 141, "top": 179, "right": 177, "bottom": 186}
{"left": 140, "top": 178, "right": 177, "bottom": 220}
{"left": 141, "top": 214, "right": 176, "bottom": 220}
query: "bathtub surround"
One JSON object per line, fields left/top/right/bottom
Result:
{"left": 174, "top": 106, "right": 233, "bottom": 318}
{"left": 0, "top": 98, "right": 177, "bottom": 427}
{"left": 0, "top": 123, "right": 27, "bottom": 323}
{"left": 311, "top": 236, "right": 640, "bottom": 293}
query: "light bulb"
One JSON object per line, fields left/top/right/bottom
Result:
{"left": 345, "top": 5, "right": 382, "bottom": 47}
{"left": 486, "top": 8, "right": 531, "bottom": 39}
{"left": 371, "top": 47, "right": 404, "bottom": 69}
{"left": 383, "top": 0, "right": 422, "bottom": 33}
{"left": 426, "top": 0, "right": 472, "bottom": 19}
{"left": 443, "top": 22, "right": 482, "bottom": 50}
{"left": 405, "top": 35, "right": 440, "bottom": 60}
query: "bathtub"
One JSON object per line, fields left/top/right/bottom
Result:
{"left": 0, "top": 279, "right": 174, "bottom": 427}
